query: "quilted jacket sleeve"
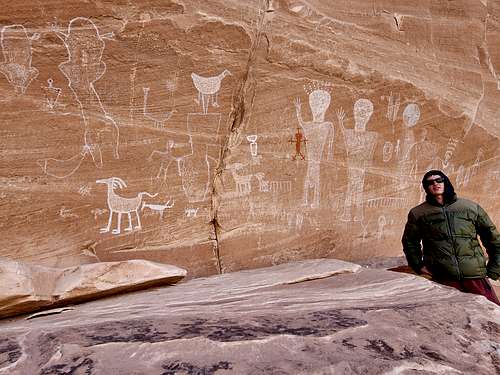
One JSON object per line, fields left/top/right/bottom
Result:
{"left": 476, "top": 205, "right": 500, "bottom": 280}
{"left": 402, "top": 210, "right": 423, "bottom": 274}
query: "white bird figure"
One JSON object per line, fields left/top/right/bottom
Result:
{"left": 191, "top": 69, "right": 231, "bottom": 114}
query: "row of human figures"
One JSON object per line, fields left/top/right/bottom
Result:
{"left": 294, "top": 81, "right": 423, "bottom": 222}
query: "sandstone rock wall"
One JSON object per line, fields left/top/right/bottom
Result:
{"left": 0, "top": 0, "right": 499, "bottom": 276}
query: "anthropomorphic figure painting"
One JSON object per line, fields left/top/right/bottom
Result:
{"left": 398, "top": 103, "right": 420, "bottom": 188}
{"left": 294, "top": 82, "right": 332, "bottom": 208}
{"left": 38, "top": 18, "right": 119, "bottom": 178}
{"left": 289, "top": 127, "right": 306, "bottom": 161}
{"left": 42, "top": 78, "right": 62, "bottom": 111}
{"left": 338, "top": 99, "right": 378, "bottom": 222}
{"left": 0, "top": 25, "right": 39, "bottom": 94}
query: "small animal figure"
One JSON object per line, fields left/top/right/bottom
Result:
{"left": 185, "top": 208, "right": 198, "bottom": 218}
{"left": 191, "top": 69, "right": 231, "bottom": 114}
{"left": 141, "top": 199, "right": 174, "bottom": 219}
{"left": 96, "top": 177, "right": 157, "bottom": 234}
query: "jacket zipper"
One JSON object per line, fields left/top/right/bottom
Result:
{"left": 442, "top": 206, "right": 462, "bottom": 279}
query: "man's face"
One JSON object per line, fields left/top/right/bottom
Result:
{"left": 425, "top": 174, "right": 445, "bottom": 196}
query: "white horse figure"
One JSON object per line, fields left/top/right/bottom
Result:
{"left": 96, "top": 177, "right": 157, "bottom": 234}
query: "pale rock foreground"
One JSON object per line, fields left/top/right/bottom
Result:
{"left": 0, "top": 258, "right": 187, "bottom": 319}
{"left": 0, "top": 259, "right": 498, "bottom": 374}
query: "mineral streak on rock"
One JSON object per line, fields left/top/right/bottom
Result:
{"left": 0, "top": 0, "right": 499, "bottom": 278}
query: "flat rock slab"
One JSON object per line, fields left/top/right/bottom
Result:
{"left": 0, "top": 258, "right": 187, "bottom": 319}
{"left": 0, "top": 259, "right": 498, "bottom": 374}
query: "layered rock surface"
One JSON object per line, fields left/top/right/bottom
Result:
{"left": 0, "top": 1, "right": 499, "bottom": 276}
{"left": 0, "top": 259, "right": 498, "bottom": 374}
{"left": 0, "top": 258, "right": 186, "bottom": 319}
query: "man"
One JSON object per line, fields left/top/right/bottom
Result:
{"left": 402, "top": 170, "right": 500, "bottom": 305}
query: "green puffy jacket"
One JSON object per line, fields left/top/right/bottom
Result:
{"left": 402, "top": 195, "right": 500, "bottom": 280}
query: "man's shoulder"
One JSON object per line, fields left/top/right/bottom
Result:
{"left": 408, "top": 201, "right": 433, "bottom": 218}
{"left": 453, "top": 197, "right": 480, "bottom": 210}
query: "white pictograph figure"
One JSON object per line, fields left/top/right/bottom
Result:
{"left": 39, "top": 18, "right": 119, "bottom": 179}
{"left": 376, "top": 215, "right": 387, "bottom": 240}
{"left": 398, "top": 103, "right": 420, "bottom": 188}
{"left": 191, "top": 69, "right": 231, "bottom": 114}
{"left": 294, "top": 81, "right": 333, "bottom": 208}
{"left": 269, "top": 180, "right": 292, "bottom": 193}
{"left": 141, "top": 199, "right": 174, "bottom": 219}
{"left": 456, "top": 148, "right": 484, "bottom": 188}
{"left": 382, "top": 141, "right": 393, "bottom": 163}
{"left": 148, "top": 139, "right": 193, "bottom": 179}
{"left": 0, "top": 25, "right": 39, "bottom": 94}
{"left": 295, "top": 213, "right": 304, "bottom": 230}
{"left": 441, "top": 137, "right": 460, "bottom": 173}
{"left": 78, "top": 184, "right": 92, "bottom": 197}
{"left": 469, "top": 148, "right": 483, "bottom": 181}
{"left": 226, "top": 162, "right": 266, "bottom": 196}
{"left": 456, "top": 165, "right": 466, "bottom": 188}
{"left": 338, "top": 99, "right": 378, "bottom": 222}
{"left": 386, "top": 91, "right": 400, "bottom": 134}
{"left": 246, "top": 135, "right": 258, "bottom": 157}
{"left": 485, "top": 169, "right": 500, "bottom": 195}
{"left": 185, "top": 208, "right": 199, "bottom": 217}
{"left": 143, "top": 85, "right": 176, "bottom": 128}
{"left": 406, "top": 128, "right": 439, "bottom": 184}
{"left": 181, "top": 113, "right": 222, "bottom": 203}
{"left": 42, "top": 78, "right": 62, "bottom": 111}
{"left": 96, "top": 177, "right": 157, "bottom": 235}
{"left": 403, "top": 103, "right": 420, "bottom": 128}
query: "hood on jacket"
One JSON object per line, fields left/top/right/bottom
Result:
{"left": 422, "top": 170, "right": 456, "bottom": 205}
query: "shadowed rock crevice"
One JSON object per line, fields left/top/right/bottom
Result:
{"left": 208, "top": 4, "right": 271, "bottom": 274}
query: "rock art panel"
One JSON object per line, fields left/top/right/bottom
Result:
{"left": 0, "top": 0, "right": 499, "bottom": 278}
{"left": 37, "top": 17, "right": 120, "bottom": 179}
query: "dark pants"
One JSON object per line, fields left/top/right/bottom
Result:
{"left": 433, "top": 278, "right": 500, "bottom": 306}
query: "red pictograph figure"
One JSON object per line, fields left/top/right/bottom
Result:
{"left": 289, "top": 127, "right": 307, "bottom": 161}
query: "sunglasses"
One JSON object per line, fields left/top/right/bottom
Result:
{"left": 424, "top": 177, "right": 444, "bottom": 186}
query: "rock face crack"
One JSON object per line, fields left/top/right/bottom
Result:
{"left": 208, "top": 5, "right": 271, "bottom": 274}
